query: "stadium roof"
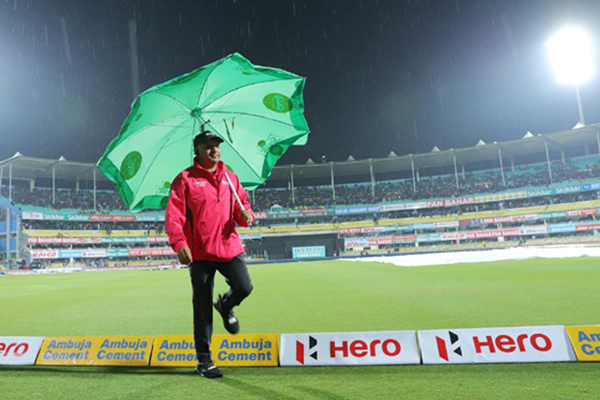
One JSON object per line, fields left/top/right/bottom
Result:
{"left": 1, "top": 124, "right": 599, "bottom": 187}
{"left": 0, "top": 152, "right": 108, "bottom": 185}
{"left": 268, "top": 123, "right": 600, "bottom": 182}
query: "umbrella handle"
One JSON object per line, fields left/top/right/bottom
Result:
{"left": 224, "top": 172, "right": 245, "bottom": 211}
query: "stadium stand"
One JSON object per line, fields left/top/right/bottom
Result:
{"left": 2, "top": 124, "right": 600, "bottom": 267}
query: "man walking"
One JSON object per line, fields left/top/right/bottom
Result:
{"left": 165, "top": 131, "right": 254, "bottom": 378}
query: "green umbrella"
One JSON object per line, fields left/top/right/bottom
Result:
{"left": 97, "top": 53, "right": 309, "bottom": 212}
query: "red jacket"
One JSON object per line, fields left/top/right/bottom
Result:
{"left": 165, "top": 159, "right": 254, "bottom": 262}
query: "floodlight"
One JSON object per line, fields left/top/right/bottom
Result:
{"left": 547, "top": 27, "right": 594, "bottom": 125}
{"left": 547, "top": 28, "right": 593, "bottom": 85}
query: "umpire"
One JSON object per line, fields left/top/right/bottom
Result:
{"left": 165, "top": 131, "right": 254, "bottom": 378}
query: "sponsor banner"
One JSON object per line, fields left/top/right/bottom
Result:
{"left": 539, "top": 211, "right": 567, "bottom": 219}
{"left": 135, "top": 214, "right": 164, "bottom": 221}
{"left": 380, "top": 202, "right": 427, "bottom": 211}
{"left": 150, "top": 335, "right": 197, "bottom": 367}
{"left": 22, "top": 212, "right": 43, "bottom": 220}
{"left": 582, "top": 182, "right": 600, "bottom": 191}
{"left": 240, "top": 233, "right": 262, "bottom": 240}
{"left": 335, "top": 206, "right": 373, "bottom": 215}
{"left": 24, "top": 212, "right": 166, "bottom": 222}
{"left": 575, "top": 223, "right": 600, "bottom": 232}
{"left": 345, "top": 238, "right": 369, "bottom": 247}
{"left": 338, "top": 227, "right": 389, "bottom": 235}
{"left": 82, "top": 249, "right": 108, "bottom": 258}
{"left": 267, "top": 209, "right": 302, "bottom": 217}
{"left": 443, "top": 197, "right": 476, "bottom": 207}
{"left": 28, "top": 237, "right": 102, "bottom": 244}
{"left": 36, "top": 336, "right": 153, "bottom": 366}
{"left": 547, "top": 223, "right": 577, "bottom": 234}
{"left": 419, "top": 326, "right": 576, "bottom": 364}
{"left": 150, "top": 334, "right": 278, "bottom": 367}
{"left": 90, "top": 214, "right": 136, "bottom": 222}
{"left": 67, "top": 214, "right": 90, "bottom": 221}
{"left": 254, "top": 212, "right": 268, "bottom": 219}
{"left": 32, "top": 246, "right": 177, "bottom": 259}
{"left": 129, "top": 247, "right": 176, "bottom": 257}
{"left": 292, "top": 246, "right": 326, "bottom": 259}
{"left": 416, "top": 233, "right": 441, "bottom": 242}
{"left": 482, "top": 215, "right": 535, "bottom": 224}
{"left": 426, "top": 200, "right": 446, "bottom": 208}
{"left": 554, "top": 185, "right": 582, "bottom": 194}
{"left": 0, "top": 337, "right": 45, "bottom": 365}
{"left": 413, "top": 223, "right": 434, "bottom": 230}
{"left": 433, "top": 221, "right": 459, "bottom": 228}
{"left": 31, "top": 249, "right": 59, "bottom": 259}
{"left": 518, "top": 225, "right": 547, "bottom": 235}
{"left": 280, "top": 331, "right": 420, "bottom": 366}
{"left": 439, "top": 228, "right": 521, "bottom": 241}
{"left": 525, "top": 189, "right": 554, "bottom": 197}
{"left": 42, "top": 214, "right": 69, "bottom": 221}
{"left": 60, "top": 249, "right": 83, "bottom": 258}
{"left": 565, "top": 326, "right": 600, "bottom": 361}
{"left": 212, "top": 334, "right": 278, "bottom": 367}
{"left": 104, "top": 237, "right": 149, "bottom": 244}
{"left": 301, "top": 208, "right": 331, "bottom": 215}
{"left": 566, "top": 209, "right": 597, "bottom": 217}
{"left": 106, "top": 249, "right": 131, "bottom": 257}
{"left": 344, "top": 236, "right": 416, "bottom": 247}
{"left": 147, "top": 236, "right": 169, "bottom": 243}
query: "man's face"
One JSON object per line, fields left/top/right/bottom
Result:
{"left": 195, "top": 138, "right": 222, "bottom": 169}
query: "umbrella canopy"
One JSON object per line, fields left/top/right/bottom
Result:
{"left": 97, "top": 53, "right": 309, "bottom": 212}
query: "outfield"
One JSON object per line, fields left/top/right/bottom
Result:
{"left": 1, "top": 256, "right": 599, "bottom": 399}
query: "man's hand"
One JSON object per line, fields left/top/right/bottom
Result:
{"left": 177, "top": 246, "right": 193, "bottom": 265}
{"left": 240, "top": 209, "right": 253, "bottom": 225}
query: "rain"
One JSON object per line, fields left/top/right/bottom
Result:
{"left": 0, "top": 0, "right": 599, "bottom": 164}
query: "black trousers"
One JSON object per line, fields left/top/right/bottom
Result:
{"left": 189, "top": 254, "right": 253, "bottom": 361}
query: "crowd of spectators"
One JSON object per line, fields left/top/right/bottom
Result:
{"left": 22, "top": 220, "right": 165, "bottom": 233}
{"left": 3, "top": 159, "right": 599, "bottom": 214}
{"left": 4, "top": 186, "right": 128, "bottom": 212}
{"left": 253, "top": 160, "right": 600, "bottom": 210}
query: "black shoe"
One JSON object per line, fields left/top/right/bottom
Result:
{"left": 195, "top": 360, "right": 223, "bottom": 378}
{"left": 214, "top": 295, "right": 240, "bottom": 334}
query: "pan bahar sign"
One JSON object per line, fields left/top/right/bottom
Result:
{"left": 292, "top": 246, "right": 326, "bottom": 259}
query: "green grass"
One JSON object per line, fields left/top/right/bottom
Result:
{"left": 1, "top": 257, "right": 600, "bottom": 399}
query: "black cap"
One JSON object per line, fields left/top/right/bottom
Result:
{"left": 193, "top": 131, "right": 223, "bottom": 147}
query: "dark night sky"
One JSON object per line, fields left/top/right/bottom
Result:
{"left": 1, "top": 0, "right": 599, "bottom": 166}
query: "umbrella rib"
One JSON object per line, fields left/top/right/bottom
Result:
{"left": 199, "top": 76, "right": 301, "bottom": 110}
{"left": 207, "top": 110, "right": 305, "bottom": 129}
{"left": 151, "top": 92, "right": 192, "bottom": 114}
{"left": 194, "top": 57, "right": 228, "bottom": 109}
{"left": 119, "top": 115, "right": 191, "bottom": 142}
{"left": 222, "top": 129, "right": 307, "bottom": 180}
{"left": 129, "top": 118, "right": 194, "bottom": 206}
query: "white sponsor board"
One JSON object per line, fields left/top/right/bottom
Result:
{"left": 419, "top": 326, "right": 576, "bottom": 364}
{"left": 280, "top": 331, "right": 420, "bottom": 366}
{"left": 31, "top": 249, "right": 59, "bottom": 259}
{"left": 22, "top": 212, "right": 43, "bottom": 220}
{"left": 0, "top": 337, "right": 45, "bottom": 365}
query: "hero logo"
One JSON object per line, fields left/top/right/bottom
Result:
{"left": 0, "top": 342, "right": 29, "bottom": 357}
{"left": 472, "top": 333, "right": 552, "bottom": 354}
{"left": 295, "top": 336, "right": 402, "bottom": 364}
{"left": 436, "top": 331, "right": 462, "bottom": 361}
{"left": 329, "top": 338, "right": 401, "bottom": 359}
{"left": 296, "top": 336, "right": 318, "bottom": 365}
